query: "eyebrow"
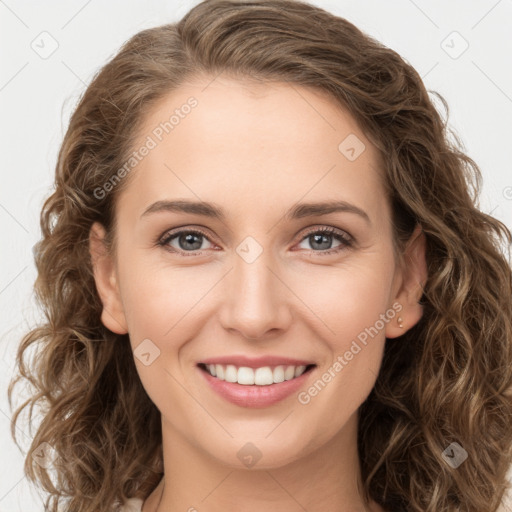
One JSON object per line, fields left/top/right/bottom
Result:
{"left": 140, "top": 199, "right": 371, "bottom": 225}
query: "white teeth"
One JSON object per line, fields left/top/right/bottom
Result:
{"left": 204, "top": 363, "right": 311, "bottom": 385}
{"left": 238, "top": 367, "right": 255, "bottom": 385}
{"left": 284, "top": 366, "right": 295, "bottom": 380}
{"left": 254, "top": 367, "right": 273, "bottom": 385}
{"left": 225, "top": 365, "right": 238, "bottom": 383}
{"left": 273, "top": 365, "right": 285, "bottom": 383}
{"left": 294, "top": 365, "right": 306, "bottom": 378}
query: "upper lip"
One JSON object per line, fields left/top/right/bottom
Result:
{"left": 199, "top": 355, "right": 316, "bottom": 369}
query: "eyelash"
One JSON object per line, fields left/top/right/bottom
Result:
{"left": 157, "top": 226, "right": 354, "bottom": 257}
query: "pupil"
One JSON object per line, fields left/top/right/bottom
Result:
{"left": 178, "top": 233, "right": 333, "bottom": 251}
{"left": 181, "top": 233, "right": 202, "bottom": 250}
{"left": 311, "top": 233, "right": 331, "bottom": 250}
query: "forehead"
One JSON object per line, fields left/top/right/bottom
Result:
{"left": 116, "top": 76, "right": 388, "bottom": 226}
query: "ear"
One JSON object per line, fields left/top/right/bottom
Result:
{"left": 89, "top": 222, "right": 128, "bottom": 334}
{"left": 385, "top": 224, "right": 428, "bottom": 339}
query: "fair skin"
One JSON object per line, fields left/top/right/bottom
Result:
{"left": 90, "top": 76, "right": 427, "bottom": 512}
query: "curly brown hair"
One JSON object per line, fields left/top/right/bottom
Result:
{"left": 8, "top": 0, "right": 512, "bottom": 511}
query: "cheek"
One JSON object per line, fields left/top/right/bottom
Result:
{"left": 117, "top": 253, "right": 210, "bottom": 344}
{"left": 115, "top": 258, "right": 205, "bottom": 405}
{"left": 291, "top": 253, "right": 395, "bottom": 414}
{"left": 289, "top": 253, "right": 396, "bottom": 347}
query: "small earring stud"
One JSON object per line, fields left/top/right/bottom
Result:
{"left": 397, "top": 316, "right": 404, "bottom": 329}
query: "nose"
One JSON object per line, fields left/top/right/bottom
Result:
{"left": 218, "top": 247, "right": 293, "bottom": 341}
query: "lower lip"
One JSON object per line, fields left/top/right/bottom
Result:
{"left": 198, "top": 365, "right": 315, "bottom": 408}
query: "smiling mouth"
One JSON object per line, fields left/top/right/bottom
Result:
{"left": 197, "top": 362, "right": 316, "bottom": 386}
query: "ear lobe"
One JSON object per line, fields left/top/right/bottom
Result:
{"left": 385, "top": 224, "right": 428, "bottom": 339}
{"left": 89, "top": 222, "right": 128, "bottom": 334}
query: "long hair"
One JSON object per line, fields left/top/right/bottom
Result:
{"left": 8, "top": 1, "right": 512, "bottom": 511}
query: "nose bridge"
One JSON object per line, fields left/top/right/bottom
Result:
{"left": 219, "top": 236, "right": 290, "bottom": 339}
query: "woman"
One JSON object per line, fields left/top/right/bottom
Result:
{"left": 9, "top": 0, "right": 512, "bottom": 511}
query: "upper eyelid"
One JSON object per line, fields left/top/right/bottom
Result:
{"left": 159, "top": 227, "right": 216, "bottom": 246}
{"left": 158, "top": 225, "right": 353, "bottom": 248}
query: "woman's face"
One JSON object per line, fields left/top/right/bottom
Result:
{"left": 91, "top": 76, "right": 424, "bottom": 469}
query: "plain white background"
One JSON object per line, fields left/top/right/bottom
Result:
{"left": 1, "top": 1, "right": 511, "bottom": 510}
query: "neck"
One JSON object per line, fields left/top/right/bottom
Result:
{"left": 144, "top": 412, "right": 383, "bottom": 512}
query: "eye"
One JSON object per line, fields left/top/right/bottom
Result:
{"left": 157, "top": 226, "right": 354, "bottom": 256}
{"left": 158, "top": 228, "right": 215, "bottom": 254}
{"left": 296, "top": 226, "right": 353, "bottom": 256}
